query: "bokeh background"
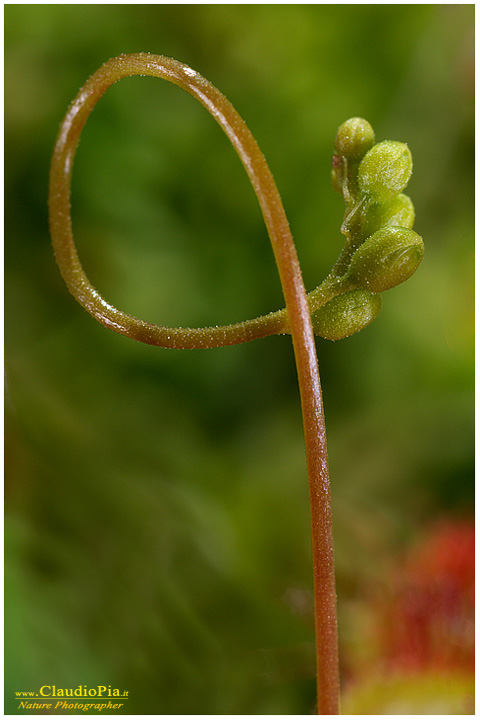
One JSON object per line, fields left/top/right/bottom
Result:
{"left": 5, "top": 5, "right": 474, "bottom": 715}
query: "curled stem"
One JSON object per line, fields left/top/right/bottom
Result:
{"left": 49, "top": 53, "right": 340, "bottom": 713}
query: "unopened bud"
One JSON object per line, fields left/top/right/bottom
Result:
{"left": 334, "top": 118, "right": 375, "bottom": 161}
{"left": 361, "top": 193, "right": 415, "bottom": 238}
{"left": 311, "top": 290, "right": 382, "bottom": 341}
{"left": 346, "top": 226, "right": 424, "bottom": 293}
{"left": 358, "top": 141, "right": 412, "bottom": 202}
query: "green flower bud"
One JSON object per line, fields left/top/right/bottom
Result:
{"left": 361, "top": 193, "right": 415, "bottom": 238}
{"left": 334, "top": 118, "right": 375, "bottom": 161}
{"left": 311, "top": 290, "right": 382, "bottom": 341}
{"left": 358, "top": 141, "right": 412, "bottom": 202}
{"left": 346, "top": 226, "right": 424, "bottom": 293}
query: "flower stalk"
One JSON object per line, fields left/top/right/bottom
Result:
{"left": 49, "top": 56, "right": 423, "bottom": 715}
{"left": 49, "top": 53, "right": 340, "bottom": 714}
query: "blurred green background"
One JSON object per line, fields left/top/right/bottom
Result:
{"left": 5, "top": 5, "right": 474, "bottom": 715}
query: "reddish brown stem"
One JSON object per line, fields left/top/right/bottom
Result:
{"left": 49, "top": 53, "right": 339, "bottom": 713}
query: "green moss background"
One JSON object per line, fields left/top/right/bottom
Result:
{"left": 5, "top": 5, "right": 473, "bottom": 714}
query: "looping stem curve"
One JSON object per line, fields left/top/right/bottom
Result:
{"left": 49, "top": 53, "right": 340, "bottom": 713}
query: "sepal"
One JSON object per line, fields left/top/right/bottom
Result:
{"left": 334, "top": 118, "right": 375, "bottom": 161}
{"left": 345, "top": 226, "right": 424, "bottom": 293}
{"left": 358, "top": 141, "right": 412, "bottom": 203}
{"left": 311, "top": 289, "right": 382, "bottom": 341}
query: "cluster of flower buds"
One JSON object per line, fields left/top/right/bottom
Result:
{"left": 311, "top": 118, "right": 424, "bottom": 341}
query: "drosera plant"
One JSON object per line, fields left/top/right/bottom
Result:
{"left": 48, "top": 54, "right": 424, "bottom": 715}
